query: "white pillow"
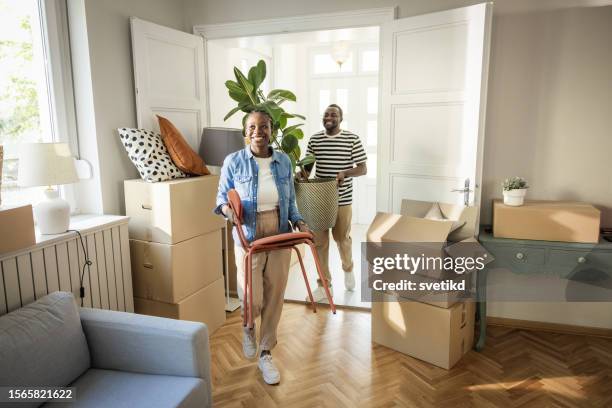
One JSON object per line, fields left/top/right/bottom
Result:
{"left": 424, "top": 202, "right": 466, "bottom": 233}
{"left": 118, "top": 128, "right": 186, "bottom": 182}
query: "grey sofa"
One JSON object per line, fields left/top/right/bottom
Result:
{"left": 0, "top": 292, "right": 212, "bottom": 407}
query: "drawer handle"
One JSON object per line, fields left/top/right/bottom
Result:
{"left": 515, "top": 252, "right": 525, "bottom": 260}
{"left": 577, "top": 256, "right": 586, "bottom": 264}
{"left": 143, "top": 262, "right": 153, "bottom": 269}
{"left": 141, "top": 204, "right": 152, "bottom": 210}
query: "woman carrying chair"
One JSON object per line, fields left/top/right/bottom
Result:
{"left": 215, "top": 110, "right": 312, "bottom": 385}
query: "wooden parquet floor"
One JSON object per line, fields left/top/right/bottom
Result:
{"left": 210, "top": 304, "right": 612, "bottom": 408}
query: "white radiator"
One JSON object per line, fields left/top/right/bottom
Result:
{"left": 0, "top": 215, "right": 133, "bottom": 316}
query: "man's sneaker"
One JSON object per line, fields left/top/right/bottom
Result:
{"left": 258, "top": 353, "right": 281, "bottom": 385}
{"left": 305, "top": 285, "right": 333, "bottom": 303}
{"left": 243, "top": 326, "right": 257, "bottom": 359}
{"left": 344, "top": 271, "right": 356, "bottom": 291}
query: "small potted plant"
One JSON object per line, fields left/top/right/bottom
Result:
{"left": 502, "top": 176, "right": 529, "bottom": 206}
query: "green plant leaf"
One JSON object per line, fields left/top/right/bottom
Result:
{"left": 283, "top": 128, "right": 304, "bottom": 139}
{"left": 248, "top": 60, "right": 266, "bottom": 91}
{"left": 259, "top": 101, "right": 283, "bottom": 124}
{"left": 297, "top": 155, "right": 316, "bottom": 166}
{"left": 267, "top": 89, "right": 296, "bottom": 103}
{"left": 282, "top": 123, "right": 303, "bottom": 136}
{"left": 281, "top": 134, "right": 298, "bottom": 153}
{"left": 234, "top": 67, "right": 255, "bottom": 103}
{"left": 290, "top": 113, "right": 306, "bottom": 120}
{"left": 224, "top": 106, "right": 243, "bottom": 121}
{"left": 225, "top": 80, "right": 243, "bottom": 93}
{"left": 288, "top": 154, "right": 297, "bottom": 172}
{"left": 278, "top": 115, "right": 287, "bottom": 130}
{"left": 229, "top": 89, "right": 250, "bottom": 103}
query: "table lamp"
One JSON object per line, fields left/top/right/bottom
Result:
{"left": 18, "top": 143, "right": 78, "bottom": 234}
{"left": 199, "top": 127, "right": 245, "bottom": 175}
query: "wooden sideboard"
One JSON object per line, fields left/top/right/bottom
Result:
{"left": 475, "top": 226, "right": 612, "bottom": 350}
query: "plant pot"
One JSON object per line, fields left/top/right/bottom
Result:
{"left": 503, "top": 188, "right": 527, "bottom": 206}
{"left": 294, "top": 178, "right": 338, "bottom": 230}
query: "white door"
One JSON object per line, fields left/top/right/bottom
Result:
{"left": 130, "top": 18, "right": 208, "bottom": 150}
{"left": 377, "top": 3, "right": 492, "bottom": 214}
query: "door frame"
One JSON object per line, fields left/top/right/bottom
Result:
{"left": 192, "top": 7, "right": 396, "bottom": 40}
{"left": 193, "top": 7, "right": 395, "bottom": 127}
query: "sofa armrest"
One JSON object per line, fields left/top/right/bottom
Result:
{"left": 79, "top": 308, "right": 211, "bottom": 383}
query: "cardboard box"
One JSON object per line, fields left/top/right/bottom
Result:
{"left": 400, "top": 199, "right": 479, "bottom": 242}
{"left": 134, "top": 277, "right": 226, "bottom": 334}
{"left": 124, "top": 175, "right": 224, "bottom": 244}
{"left": 372, "top": 296, "right": 475, "bottom": 369}
{"left": 0, "top": 205, "right": 36, "bottom": 255}
{"left": 366, "top": 203, "right": 493, "bottom": 308}
{"left": 493, "top": 200, "right": 600, "bottom": 243}
{"left": 130, "top": 229, "right": 222, "bottom": 303}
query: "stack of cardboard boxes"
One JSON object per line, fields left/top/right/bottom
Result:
{"left": 124, "top": 176, "right": 226, "bottom": 333}
{"left": 368, "top": 199, "right": 491, "bottom": 369}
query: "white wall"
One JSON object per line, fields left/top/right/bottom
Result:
{"left": 69, "top": 0, "right": 186, "bottom": 215}
{"left": 482, "top": 6, "right": 612, "bottom": 330}
{"left": 182, "top": 0, "right": 612, "bottom": 328}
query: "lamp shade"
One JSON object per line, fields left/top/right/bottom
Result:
{"left": 199, "top": 127, "right": 245, "bottom": 166}
{"left": 18, "top": 143, "right": 78, "bottom": 187}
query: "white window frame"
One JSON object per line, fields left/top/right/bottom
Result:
{"left": 1, "top": 0, "right": 80, "bottom": 212}
{"left": 41, "top": 0, "right": 80, "bottom": 212}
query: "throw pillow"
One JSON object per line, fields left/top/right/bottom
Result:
{"left": 118, "top": 128, "right": 186, "bottom": 182}
{"left": 424, "top": 202, "right": 466, "bottom": 233}
{"left": 157, "top": 115, "right": 210, "bottom": 176}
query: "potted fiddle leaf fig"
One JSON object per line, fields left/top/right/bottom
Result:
{"left": 224, "top": 60, "right": 338, "bottom": 230}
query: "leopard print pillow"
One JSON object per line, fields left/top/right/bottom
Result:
{"left": 118, "top": 128, "right": 186, "bottom": 182}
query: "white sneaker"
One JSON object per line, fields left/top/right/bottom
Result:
{"left": 243, "top": 326, "right": 257, "bottom": 359}
{"left": 258, "top": 353, "right": 280, "bottom": 385}
{"left": 306, "top": 285, "right": 333, "bottom": 303}
{"left": 344, "top": 271, "right": 355, "bottom": 291}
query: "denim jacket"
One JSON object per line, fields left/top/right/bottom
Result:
{"left": 214, "top": 146, "right": 304, "bottom": 243}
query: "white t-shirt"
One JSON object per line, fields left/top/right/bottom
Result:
{"left": 254, "top": 156, "right": 279, "bottom": 212}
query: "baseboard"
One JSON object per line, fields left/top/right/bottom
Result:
{"left": 486, "top": 316, "right": 612, "bottom": 338}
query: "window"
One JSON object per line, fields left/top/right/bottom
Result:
{"left": 361, "top": 49, "right": 379, "bottom": 72}
{"left": 0, "top": 0, "right": 76, "bottom": 208}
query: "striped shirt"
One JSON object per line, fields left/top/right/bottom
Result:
{"left": 306, "top": 130, "right": 367, "bottom": 206}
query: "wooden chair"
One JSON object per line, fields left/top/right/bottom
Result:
{"left": 227, "top": 189, "right": 336, "bottom": 328}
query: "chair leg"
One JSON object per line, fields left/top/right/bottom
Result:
{"left": 247, "top": 251, "right": 254, "bottom": 329}
{"left": 243, "top": 253, "right": 249, "bottom": 327}
{"left": 294, "top": 246, "right": 316, "bottom": 313}
{"left": 307, "top": 241, "right": 336, "bottom": 315}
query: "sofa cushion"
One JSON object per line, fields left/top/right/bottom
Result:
{"left": 44, "top": 369, "right": 209, "bottom": 408}
{"left": 0, "top": 292, "right": 90, "bottom": 392}
{"left": 118, "top": 127, "right": 187, "bottom": 182}
{"left": 157, "top": 115, "right": 210, "bottom": 176}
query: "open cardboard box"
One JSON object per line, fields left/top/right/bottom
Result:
{"left": 368, "top": 199, "right": 492, "bottom": 369}
{"left": 366, "top": 200, "right": 491, "bottom": 282}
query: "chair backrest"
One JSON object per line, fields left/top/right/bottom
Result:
{"left": 227, "top": 189, "right": 249, "bottom": 249}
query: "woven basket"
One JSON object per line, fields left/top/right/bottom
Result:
{"left": 294, "top": 178, "right": 338, "bottom": 231}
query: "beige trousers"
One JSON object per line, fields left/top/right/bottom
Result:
{"left": 313, "top": 204, "right": 353, "bottom": 286}
{"left": 234, "top": 209, "right": 291, "bottom": 351}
